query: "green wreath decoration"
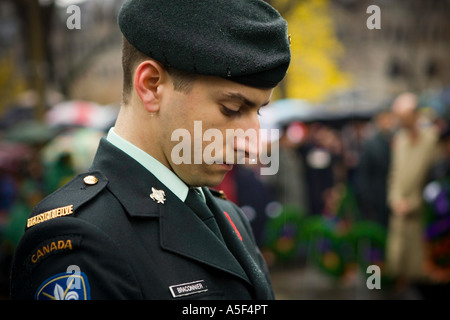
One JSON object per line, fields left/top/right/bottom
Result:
{"left": 263, "top": 204, "right": 305, "bottom": 263}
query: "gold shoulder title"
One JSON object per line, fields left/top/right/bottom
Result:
{"left": 27, "top": 205, "right": 74, "bottom": 228}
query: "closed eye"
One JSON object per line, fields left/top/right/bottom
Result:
{"left": 221, "top": 105, "right": 264, "bottom": 118}
{"left": 220, "top": 105, "right": 241, "bottom": 117}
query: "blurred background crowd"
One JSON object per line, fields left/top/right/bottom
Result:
{"left": 0, "top": 0, "right": 450, "bottom": 299}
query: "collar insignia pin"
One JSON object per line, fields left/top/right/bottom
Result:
{"left": 150, "top": 187, "right": 166, "bottom": 204}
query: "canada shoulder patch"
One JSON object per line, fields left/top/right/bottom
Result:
{"left": 35, "top": 269, "right": 91, "bottom": 300}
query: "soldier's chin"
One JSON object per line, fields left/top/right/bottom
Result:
{"left": 206, "top": 175, "right": 229, "bottom": 187}
{"left": 179, "top": 167, "right": 228, "bottom": 188}
{"left": 200, "top": 168, "right": 230, "bottom": 187}
{"left": 215, "top": 163, "right": 234, "bottom": 172}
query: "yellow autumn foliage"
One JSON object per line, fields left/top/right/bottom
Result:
{"left": 273, "top": 0, "right": 352, "bottom": 102}
{"left": 0, "top": 50, "right": 26, "bottom": 115}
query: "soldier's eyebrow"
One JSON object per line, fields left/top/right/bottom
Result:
{"left": 221, "top": 92, "right": 271, "bottom": 109}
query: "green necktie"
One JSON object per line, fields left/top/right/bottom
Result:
{"left": 185, "top": 188, "right": 224, "bottom": 242}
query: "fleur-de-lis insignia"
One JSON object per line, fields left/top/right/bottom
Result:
{"left": 52, "top": 283, "right": 79, "bottom": 300}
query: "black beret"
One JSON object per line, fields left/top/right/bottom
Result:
{"left": 118, "top": 0, "right": 291, "bottom": 88}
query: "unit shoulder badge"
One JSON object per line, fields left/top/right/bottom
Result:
{"left": 35, "top": 270, "right": 91, "bottom": 300}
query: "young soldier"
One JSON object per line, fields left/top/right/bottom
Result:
{"left": 10, "top": 0, "right": 291, "bottom": 299}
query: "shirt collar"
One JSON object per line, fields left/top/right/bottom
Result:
{"left": 106, "top": 127, "right": 190, "bottom": 202}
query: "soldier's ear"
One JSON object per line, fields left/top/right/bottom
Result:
{"left": 134, "top": 60, "right": 166, "bottom": 113}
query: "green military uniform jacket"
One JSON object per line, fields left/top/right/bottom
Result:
{"left": 10, "top": 138, "right": 274, "bottom": 300}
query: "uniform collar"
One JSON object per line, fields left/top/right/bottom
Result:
{"left": 90, "top": 138, "right": 252, "bottom": 285}
{"left": 106, "top": 127, "right": 189, "bottom": 202}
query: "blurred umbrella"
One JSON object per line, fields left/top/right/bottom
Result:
{"left": 45, "top": 100, "right": 119, "bottom": 130}
{"left": 0, "top": 106, "right": 35, "bottom": 131}
{"left": 258, "top": 98, "right": 316, "bottom": 143}
{"left": 0, "top": 142, "right": 34, "bottom": 172}
{"left": 259, "top": 98, "right": 317, "bottom": 130}
{"left": 41, "top": 127, "right": 105, "bottom": 173}
{"left": 3, "top": 120, "right": 58, "bottom": 145}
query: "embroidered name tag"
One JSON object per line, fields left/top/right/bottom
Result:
{"left": 169, "top": 280, "right": 208, "bottom": 298}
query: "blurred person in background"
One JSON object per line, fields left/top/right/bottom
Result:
{"left": 341, "top": 119, "right": 370, "bottom": 195}
{"left": 357, "top": 110, "right": 397, "bottom": 228}
{"left": 0, "top": 148, "right": 45, "bottom": 298}
{"left": 420, "top": 123, "right": 450, "bottom": 298}
{"left": 264, "top": 121, "right": 309, "bottom": 215}
{"left": 385, "top": 92, "right": 440, "bottom": 295}
{"left": 427, "top": 125, "right": 450, "bottom": 182}
{"left": 300, "top": 123, "right": 343, "bottom": 215}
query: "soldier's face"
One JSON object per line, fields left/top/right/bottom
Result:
{"left": 158, "top": 75, "right": 272, "bottom": 187}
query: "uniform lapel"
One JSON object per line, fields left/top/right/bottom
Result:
{"left": 159, "top": 193, "right": 250, "bottom": 284}
{"left": 91, "top": 138, "right": 250, "bottom": 285}
{"left": 203, "top": 188, "right": 274, "bottom": 299}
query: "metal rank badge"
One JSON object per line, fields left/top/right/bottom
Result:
{"left": 150, "top": 187, "right": 166, "bottom": 204}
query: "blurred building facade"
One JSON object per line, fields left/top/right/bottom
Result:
{"left": 1, "top": 0, "right": 450, "bottom": 115}
{"left": 331, "top": 0, "right": 450, "bottom": 106}
{"left": 50, "top": 0, "right": 125, "bottom": 105}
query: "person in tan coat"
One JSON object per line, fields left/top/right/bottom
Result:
{"left": 386, "top": 92, "right": 440, "bottom": 288}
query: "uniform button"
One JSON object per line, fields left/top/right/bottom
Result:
{"left": 83, "top": 175, "right": 98, "bottom": 185}
{"left": 218, "top": 190, "right": 227, "bottom": 199}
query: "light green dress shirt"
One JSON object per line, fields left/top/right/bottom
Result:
{"left": 106, "top": 127, "right": 205, "bottom": 202}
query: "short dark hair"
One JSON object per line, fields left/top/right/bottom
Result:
{"left": 121, "top": 37, "right": 196, "bottom": 104}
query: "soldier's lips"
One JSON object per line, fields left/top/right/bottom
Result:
{"left": 215, "top": 163, "right": 234, "bottom": 171}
